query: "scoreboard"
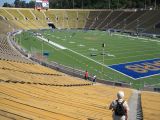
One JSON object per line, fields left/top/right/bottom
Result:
{"left": 35, "top": 0, "right": 49, "bottom": 10}
{"left": 42, "top": 0, "right": 49, "bottom": 9}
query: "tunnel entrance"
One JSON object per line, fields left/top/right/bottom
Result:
{"left": 48, "top": 22, "right": 56, "bottom": 29}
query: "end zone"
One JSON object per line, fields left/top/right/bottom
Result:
{"left": 108, "top": 58, "right": 160, "bottom": 80}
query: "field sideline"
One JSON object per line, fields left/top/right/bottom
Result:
{"left": 16, "top": 29, "right": 160, "bottom": 89}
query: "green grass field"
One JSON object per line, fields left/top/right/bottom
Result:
{"left": 16, "top": 29, "right": 160, "bottom": 89}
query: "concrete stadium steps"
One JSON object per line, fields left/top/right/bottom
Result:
{"left": 5, "top": 8, "right": 24, "bottom": 20}
{"left": 11, "top": 20, "right": 33, "bottom": 30}
{"left": 0, "top": 9, "right": 13, "bottom": 20}
{"left": 0, "top": 52, "right": 29, "bottom": 63}
{"left": 0, "top": 20, "right": 12, "bottom": 34}
{"left": 0, "top": 83, "right": 132, "bottom": 120}
{"left": 126, "top": 10, "right": 156, "bottom": 32}
{"left": 136, "top": 93, "right": 143, "bottom": 120}
{"left": 77, "top": 10, "right": 89, "bottom": 28}
{"left": 133, "top": 10, "right": 160, "bottom": 32}
{"left": 95, "top": 11, "right": 111, "bottom": 29}
{"left": 141, "top": 91, "right": 160, "bottom": 120}
{"left": 111, "top": 11, "right": 133, "bottom": 29}
{"left": 101, "top": 11, "right": 122, "bottom": 30}
{"left": 0, "top": 35, "right": 32, "bottom": 63}
{"left": 29, "top": 20, "right": 48, "bottom": 29}
{"left": 90, "top": 10, "right": 111, "bottom": 30}
{"left": 10, "top": 20, "right": 48, "bottom": 30}
{"left": 1, "top": 8, "right": 160, "bottom": 34}
{"left": 142, "top": 11, "right": 160, "bottom": 33}
{"left": 114, "top": 11, "right": 140, "bottom": 30}
{"left": 85, "top": 11, "right": 101, "bottom": 29}
{"left": 52, "top": 10, "right": 68, "bottom": 29}
{"left": 66, "top": 10, "right": 78, "bottom": 29}
{"left": 31, "top": 9, "right": 45, "bottom": 20}
{"left": 43, "top": 9, "right": 56, "bottom": 22}
{"left": 18, "top": 9, "right": 35, "bottom": 20}
{"left": 7, "top": 20, "right": 22, "bottom": 30}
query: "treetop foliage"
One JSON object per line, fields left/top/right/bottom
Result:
{"left": 3, "top": 0, "right": 160, "bottom": 9}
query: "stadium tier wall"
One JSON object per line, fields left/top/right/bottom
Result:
{"left": 0, "top": 7, "right": 160, "bottom": 35}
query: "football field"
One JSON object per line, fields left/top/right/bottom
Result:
{"left": 16, "top": 29, "right": 160, "bottom": 89}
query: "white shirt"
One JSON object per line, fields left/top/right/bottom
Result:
{"left": 109, "top": 99, "right": 129, "bottom": 120}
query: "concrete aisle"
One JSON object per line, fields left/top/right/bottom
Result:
{"left": 128, "top": 90, "right": 140, "bottom": 120}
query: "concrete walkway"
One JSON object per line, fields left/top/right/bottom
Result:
{"left": 128, "top": 90, "right": 140, "bottom": 120}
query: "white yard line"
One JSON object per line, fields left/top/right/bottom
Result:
{"left": 107, "top": 58, "right": 159, "bottom": 66}
{"left": 36, "top": 36, "right": 106, "bottom": 67}
{"left": 97, "top": 53, "right": 159, "bottom": 62}
{"left": 37, "top": 36, "right": 67, "bottom": 50}
{"left": 113, "top": 33, "right": 160, "bottom": 42}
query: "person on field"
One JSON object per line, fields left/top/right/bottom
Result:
{"left": 92, "top": 75, "right": 96, "bottom": 84}
{"left": 84, "top": 70, "right": 88, "bottom": 80}
{"left": 109, "top": 91, "right": 129, "bottom": 120}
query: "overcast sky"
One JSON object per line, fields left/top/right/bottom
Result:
{"left": 0, "top": 0, "right": 31, "bottom": 6}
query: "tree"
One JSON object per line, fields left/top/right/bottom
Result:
{"left": 2, "top": 0, "right": 159, "bottom": 9}
{"left": 28, "top": 1, "right": 35, "bottom": 8}
{"left": 14, "top": 0, "right": 21, "bottom": 8}
{"left": 3, "top": 2, "right": 11, "bottom": 7}
{"left": 21, "top": 1, "right": 26, "bottom": 8}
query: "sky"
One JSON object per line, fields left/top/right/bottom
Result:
{"left": 0, "top": 0, "right": 31, "bottom": 6}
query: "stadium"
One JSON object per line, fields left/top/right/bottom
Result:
{"left": 0, "top": 0, "right": 160, "bottom": 120}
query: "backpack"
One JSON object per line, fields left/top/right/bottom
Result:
{"left": 114, "top": 100, "right": 126, "bottom": 116}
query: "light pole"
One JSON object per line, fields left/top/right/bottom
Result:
{"left": 136, "top": 19, "right": 139, "bottom": 35}
{"left": 82, "top": 0, "right": 84, "bottom": 9}
{"left": 72, "top": 0, "right": 74, "bottom": 9}
{"left": 108, "top": 0, "right": 111, "bottom": 9}
{"left": 117, "top": 0, "right": 119, "bottom": 9}
{"left": 123, "top": 18, "right": 126, "bottom": 33}
{"left": 20, "top": 32, "right": 22, "bottom": 46}
{"left": 41, "top": 40, "right": 44, "bottom": 56}
{"left": 145, "top": 0, "right": 147, "bottom": 9}
{"left": 102, "top": 43, "right": 105, "bottom": 79}
{"left": 155, "top": 0, "right": 157, "bottom": 10}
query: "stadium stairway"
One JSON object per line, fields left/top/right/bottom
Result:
{"left": 128, "top": 90, "right": 139, "bottom": 120}
{"left": 136, "top": 93, "right": 143, "bottom": 120}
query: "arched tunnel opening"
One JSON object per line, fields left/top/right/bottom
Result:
{"left": 48, "top": 23, "right": 56, "bottom": 29}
